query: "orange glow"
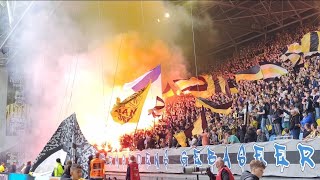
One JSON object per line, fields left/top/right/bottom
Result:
{"left": 61, "top": 32, "right": 188, "bottom": 151}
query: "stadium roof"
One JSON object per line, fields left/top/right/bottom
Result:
{"left": 0, "top": 1, "right": 320, "bottom": 67}
{"left": 193, "top": 0, "right": 320, "bottom": 59}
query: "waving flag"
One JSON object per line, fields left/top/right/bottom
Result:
{"left": 182, "top": 75, "right": 215, "bottom": 98}
{"left": 283, "top": 42, "right": 302, "bottom": 55}
{"left": 196, "top": 97, "right": 232, "bottom": 115}
{"left": 174, "top": 108, "right": 207, "bottom": 147}
{"left": 123, "top": 65, "right": 161, "bottom": 92}
{"left": 235, "top": 65, "right": 263, "bottom": 82}
{"left": 162, "top": 83, "right": 175, "bottom": 99}
{"left": 301, "top": 31, "right": 320, "bottom": 53}
{"left": 260, "top": 63, "right": 288, "bottom": 79}
{"left": 281, "top": 53, "right": 301, "bottom": 65}
{"left": 281, "top": 42, "right": 302, "bottom": 65}
{"left": 111, "top": 83, "right": 151, "bottom": 125}
{"left": 173, "top": 76, "right": 206, "bottom": 91}
{"left": 228, "top": 79, "right": 238, "bottom": 94}
{"left": 217, "top": 76, "right": 228, "bottom": 94}
{"left": 148, "top": 96, "right": 165, "bottom": 118}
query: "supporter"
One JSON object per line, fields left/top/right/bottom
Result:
{"left": 316, "top": 126, "right": 320, "bottom": 137}
{"left": 302, "top": 123, "right": 312, "bottom": 139}
{"left": 61, "top": 160, "right": 72, "bottom": 179}
{"left": 159, "top": 138, "right": 166, "bottom": 148}
{"left": 256, "top": 129, "right": 267, "bottom": 142}
{"left": 244, "top": 126, "right": 257, "bottom": 143}
{"left": 282, "top": 104, "right": 290, "bottom": 129}
{"left": 210, "top": 127, "right": 219, "bottom": 145}
{"left": 188, "top": 135, "right": 198, "bottom": 147}
{"left": 303, "top": 91, "right": 314, "bottom": 114}
{"left": 207, "top": 157, "right": 234, "bottom": 180}
{"left": 289, "top": 108, "right": 301, "bottom": 139}
{"left": 172, "top": 136, "right": 178, "bottom": 148}
{"left": 225, "top": 131, "right": 240, "bottom": 144}
{"left": 282, "top": 128, "right": 291, "bottom": 139}
{"left": 9, "top": 162, "right": 16, "bottom": 173}
{"left": 306, "top": 123, "right": 317, "bottom": 139}
{"left": 236, "top": 120, "right": 246, "bottom": 143}
{"left": 196, "top": 134, "right": 202, "bottom": 146}
{"left": 69, "top": 164, "right": 84, "bottom": 180}
{"left": 87, "top": 155, "right": 93, "bottom": 179}
{"left": 126, "top": 155, "right": 140, "bottom": 180}
{"left": 23, "top": 161, "right": 31, "bottom": 174}
{"left": 257, "top": 101, "right": 268, "bottom": 137}
{"left": 271, "top": 104, "right": 282, "bottom": 136}
{"left": 54, "top": 158, "right": 64, "bottom": 177}
{"left": 240, "top": 160, "right": 266, "bottom": 180}
{"left": 301, "top": 111, "right": 313, "bottom": 127}
{"left": 201, "top": 129, "right": 210, "bottom": 146}
{"left": 0, "top": 162, "right": 5, "bottom": 173}
{"left": 118, "top": 23, "right": 320, "bottom": 150}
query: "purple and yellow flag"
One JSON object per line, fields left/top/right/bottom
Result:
{"left": 111, "top": 83, "right": 151, "bottom": 125}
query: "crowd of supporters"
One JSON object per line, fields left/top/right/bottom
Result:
{"left": 119, "top": 21, "right": 320, "bottom": 150}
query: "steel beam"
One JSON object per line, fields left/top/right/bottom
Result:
{"left": 205, "top": 11, "right": 320, "bottom": 56}
{"left": 0, "top": 1, "right": 34, "bottom": 50}
{"left": 212, "top": 8, "right": 313, "bottom": 22}
{"left": 212, "top": 22, "right": 264, "bottom": 33}
{"left": 288, "top": 0, "right": 302, "bottom": 25}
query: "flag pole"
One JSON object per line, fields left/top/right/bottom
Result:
{"left": 132, "top": 81, "right": 152, "bottom": 148}
{"left": 132, "top": 118, "right": 140, "bottom": 148}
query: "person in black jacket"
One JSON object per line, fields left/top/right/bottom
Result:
{"left": 87, "top": 155, "right": 93, "bottom": 179}
{"left": 240, "top": 160, "right": 266, "bottom": 180}
{"left": 256, "top": 129, "right": 267, "bottom": 142}
{"left": 9, "top": 162, "right": 16, "bottom": 173}
{"left": 61, "top": 160, "right": 72, "bottom": 179}
{"left": 23, "top": 161, "right": 31, "bottom": 174}
{"left": 244, "top": 126, "right": 257, "bottom": 143}
{"left": 271, "top": 104, "right": 282, "bottom": 136}
{"left": 289, "top": 108, "right": 301, "bottom": 139}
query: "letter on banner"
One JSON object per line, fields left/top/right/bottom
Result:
{"left": 207, "top": 146, "right": 217, "bottom": 166}
{"left": 253, "top": 144, "right": 267, "bottom": 166}
{"left": 193, "top": 148, "right": 202, "bottom": 167}
{"left": 108, "top": 156, "right": 113, "bottom": 166}
{"left": 163, "top": 149, "right": 169, "bottom": 170}
{"left": 137, "top": 154, "right": 142, "bottom": 165}
{"left": 146, "top": 152, "right": 151, "bottom": 169}
{"left": 273, "top": 143, "right": 290, "bottom": 172}
{"left": 154, "top": 152, "right": 160, "bottom": 169}
{"left": 223, "top": 146, "right": 231, "bottom": 169}
{"left": 180, "top": 151, "right": 188, "bottom": 167}
{"left": 297, "top": 143, "right": 315, "bottom": 171}
{"left": 122, "top": 154, "right": 126, "bottom": 169}
{"left": 115, "top": 155, "right": 119, "bottom": 168}
{"left": 237, "top": 144, "right": 247, "bottom": 168}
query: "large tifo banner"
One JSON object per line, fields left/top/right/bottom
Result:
{"left": 6, "top": 69, "right": 30, "bottom": 136}
{"left": 107, "top": 139, "right": 320, "bottom": 177}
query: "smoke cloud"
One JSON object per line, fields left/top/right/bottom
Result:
{"left": 4, "top": 1, "right": 215, "bottom": 159}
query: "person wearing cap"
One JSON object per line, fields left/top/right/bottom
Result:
{"left": 125, "top": 155, "right": 140, "bottom": 180}
{"left": 54, "top": 158, "right": 64, "bottom": 177}
{"left": 90, "top": 153, "right": 105, "bottom": 180}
